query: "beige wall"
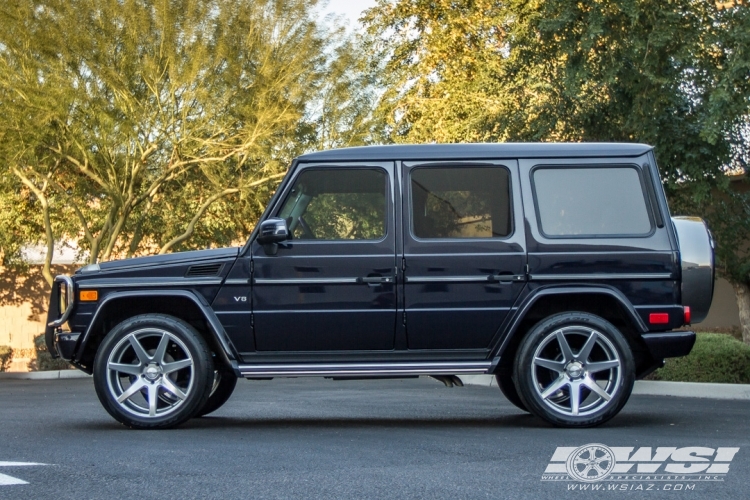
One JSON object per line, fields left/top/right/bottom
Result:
{"left": 0, "top": 265, "right": 76, "bottom": 371}
{"left": 695, "top": 277, "right": 740, "bottom": 329}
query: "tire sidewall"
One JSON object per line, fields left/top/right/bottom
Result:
{"left": 513, "top": 312, "right": 635, "bottom": 427}
{"left": 93, "top": 314, "right": 214, "bottom": 429}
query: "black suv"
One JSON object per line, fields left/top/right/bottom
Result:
{"left": 46, "top": 143, "right": 714, "bottom": 429}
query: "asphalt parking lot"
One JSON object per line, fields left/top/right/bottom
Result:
{"left": 1, "top": 376, "right": 748, "bottom": 499}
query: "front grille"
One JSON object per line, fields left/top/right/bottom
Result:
{"left": 185, "top": 263, "right": 224, "bottom": 277}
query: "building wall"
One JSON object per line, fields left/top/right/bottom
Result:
{"left": 0, "top": 265, "right": 76, "bottom": 371}
{"left": 696, "top": 277, "right": 740, "bottom": 330}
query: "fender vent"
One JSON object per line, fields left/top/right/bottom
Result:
{"left": 186, "top": 263, "right": 224, "bottom": 277}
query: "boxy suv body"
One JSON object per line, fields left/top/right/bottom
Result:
{"left": 46, "top": 143, "right": 714, "bottom": 429}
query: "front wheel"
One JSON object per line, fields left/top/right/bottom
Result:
{"left": 513, "top": 312, "right": 635, "bottom": 427}
{"left": 93, "top": 314, "right": 214, "bottom": 429}
{"left": 195, "top": 366, "right": 238, "bottom": 417}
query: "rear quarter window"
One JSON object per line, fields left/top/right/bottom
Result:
{"left": 532, "top": 166, "right": 653, "bottom": 238}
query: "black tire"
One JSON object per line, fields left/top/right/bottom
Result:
{"left": 195, "top": 366, "right": 238, "bottom": 417}
{"left": 93, "top": 314, "right": 214, "bottom": 429}
{"left": 513, "top": 312, "right": 635, "bottom": 428}
{"left": 494, "top": 371, "right": 528, "bottom": 412}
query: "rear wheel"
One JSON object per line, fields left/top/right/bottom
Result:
{"left": 93, "top": 314, "right": 214, "bottom": 429}
{"left": 513, "top": 312, "right": 635, "bottom": 427}
{"left": 494, "top": 371, "right": 528, "bottom": 412}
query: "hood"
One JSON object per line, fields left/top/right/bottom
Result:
{"left": 78, "top": 247, "right": 240, "bottom": 274}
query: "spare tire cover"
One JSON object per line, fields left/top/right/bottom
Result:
{"left": 672, "top": 216, "right": 715, "bottom": 324}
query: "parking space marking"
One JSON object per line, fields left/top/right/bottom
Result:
{"left": 0, "top": 462, "right": 48, "bottom": 486}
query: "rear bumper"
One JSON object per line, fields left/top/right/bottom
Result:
{"left": 642, "top": 331, "right": 696, "bottom": 359}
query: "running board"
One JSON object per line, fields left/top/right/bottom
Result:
{"left": 237, "top": 361, "right": 492, "bottom": 378}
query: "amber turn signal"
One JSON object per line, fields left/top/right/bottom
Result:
{"left": 80, "top": 290, "right": 98, "bottom": 302}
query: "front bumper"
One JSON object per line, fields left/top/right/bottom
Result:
{"left": 44, "top": 275, "right": 76, "bottom": 359}
{"left": 53, "top": 332, "right": 81, "bottom": 360}
{"left": 642, "top": 331, "right": 696, "bottom": 359}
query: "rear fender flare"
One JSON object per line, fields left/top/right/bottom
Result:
{"left": 490, "top": 285, "right": 648, "bottom": 372}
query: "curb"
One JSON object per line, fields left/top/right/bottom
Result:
{"left": 457, "top": 375, "right": 750, "bottom": 401}
{"left": 0, "top": 370, "right": 91, "bottom": 380}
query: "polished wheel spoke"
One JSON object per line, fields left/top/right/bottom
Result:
{"left": 540, "top": 375, "right": 568, "bottom": 400}
{"left": 555, "top": 330, "right": 574, "bottom": 363}
{"left": 128, "top": 335, "right": 151, "bottom": 364}
{"left": 162, "top": 358, "right": 192, "bottom": 374}
{"left": 147, "top": 383, "right": 158, "bottom": 417}
{"left": 586, "top": 360, "right": 620, "bottom": 373}
{"left": 533, "top": 357, "right": 565, "bottom": 373}
{"left": 108, "top": 362, "right": 142, "bottom": 376}
{"left": 583, "top": 375, "right": 612, "bottom": 401}
{"left": 160, "top": 377, "right": 187, "bottom": 400}
{"left": 116, "top": 378, "right": 146, "bottom": 404}
{"left": 570, "top": 381, "right": 581, "bottom": 415}
{"left": 577, "top": 331, "right": 599, "bottom": 361}
{"left": 153, "top": 334, "right": 170, "bottom": 365}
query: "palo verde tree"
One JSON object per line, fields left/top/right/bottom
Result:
{"left": 364, "top": 0, "right": 750, "bottom": 341}
{"left": 0, "top": 0, "right": 375, "bottom": 285}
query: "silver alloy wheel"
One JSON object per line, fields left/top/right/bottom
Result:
{"left": 105, "top": 328, "right": 195, "bottom": 418}
{"left": 531, "top": 326, "right": 622, "bottom": 417}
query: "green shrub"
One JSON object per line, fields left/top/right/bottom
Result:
{"left": 29, "top": 334, "right": 71, "bottom": 371}
{"left": 0, "top": 345, "right": 13, "bottom": 372}
{"left": 647, "top": 333, "right": 750, "bottom": 384}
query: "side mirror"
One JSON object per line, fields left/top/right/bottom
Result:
{"left": 257, "top": 218, "right": 290, "bottom": 255}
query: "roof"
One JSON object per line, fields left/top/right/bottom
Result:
{"left": 297, "top": 143, "right": 653, "bottom": 162}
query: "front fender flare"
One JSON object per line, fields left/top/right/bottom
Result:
{"left": 75, "top": 289, "right": 239, "bottom": 374}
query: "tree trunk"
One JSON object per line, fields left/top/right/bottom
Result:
{"left": 733, "top": 282, "right": 750, "bottom": 345}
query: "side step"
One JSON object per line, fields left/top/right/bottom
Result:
{"left": 238, "top": 361, "right": 492, "bottom": 378}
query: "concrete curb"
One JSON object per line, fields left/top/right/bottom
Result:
{"left": 0, "top": 370, "right": 91, "bottom": 380}
{"left": 457, "top": 375, "right": 750, "bottom": 401}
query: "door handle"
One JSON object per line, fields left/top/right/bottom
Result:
{"left": 487, "top": 274, "right": 526, "bottom": 283}
{"left": 358, "top": 276, "right": 395, "bottom": 284}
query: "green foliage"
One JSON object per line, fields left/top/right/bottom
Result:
{"left": 647, "top": 333, "right": 750, "bottom": 384}
{"left": 365, "top": 0, "right": 749, "bottom": 184}
{"left": 0, "top": 0, "right": 376, "bottom": 278}
{"left": 0, "top": 345, "right": 13, "bottom": 372}
{"left": 29, "top": 334, "right": 70, "bottom": 371}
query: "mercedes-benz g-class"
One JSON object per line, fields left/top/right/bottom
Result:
{"left": 46, "top": 143, "right": 714, "bottom": 429}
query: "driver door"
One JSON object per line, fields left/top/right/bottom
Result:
{"left": 251, "top": 162, "right": 397, "bottom": 351}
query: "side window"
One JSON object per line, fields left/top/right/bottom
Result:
{"left": 410, "top": 166, "right": 512, "bottom": 239}
{"left": 532, "top": 166, "right": 652, "bottom": 237}
{"left": 277, "top": 168, "right": 387, "bottom": 240}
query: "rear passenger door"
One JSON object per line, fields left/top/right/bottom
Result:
{"left": 402, "top": 161, "right": 527, "bottom": 351}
